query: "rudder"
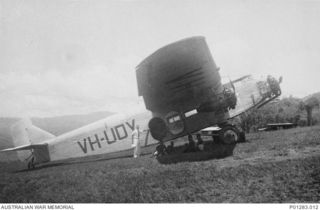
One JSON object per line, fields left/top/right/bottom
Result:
{"left": 10, "top": 119, "right": 55, "bottom": 161}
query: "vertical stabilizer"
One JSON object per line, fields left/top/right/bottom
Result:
{"left": 10, "top": 119, "right": 32, "bottom": 161}
{"left": 10, "top": 119, "right": 55, "bottom": 161}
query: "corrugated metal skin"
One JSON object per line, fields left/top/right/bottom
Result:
{"left": 47, "top": 111, "right": 158, "bottom": 161}
{"left": 136, "top": 36, "right": 222, "bottom": 114}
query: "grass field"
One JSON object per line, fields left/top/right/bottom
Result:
{"left": 0, "top": 126, "right": 320, "bottom": 203}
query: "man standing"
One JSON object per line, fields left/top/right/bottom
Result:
{"left": 196, "top": 134, "right": 204, "bottom": 151}
{"left": 183, "top": 134, "right": 197, "bottom": 153}
{"left": 26, "top": 149, "right": 36, "bottom": 169}
{"left": 131, "top": 125, "right": 142, "bottom": 158}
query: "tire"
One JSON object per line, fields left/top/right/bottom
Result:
{"left": 218, "top": 125, "right": 240, "bottom": 144}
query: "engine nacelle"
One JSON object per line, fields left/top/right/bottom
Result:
{"left": 197, "top": 87, "right": 237, "bottom": 113}
{"left": 148, "top": 117, "right": 168, "bottom": 141}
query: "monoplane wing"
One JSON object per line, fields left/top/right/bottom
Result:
{"left": 136, "top": 37, "right": 237, "bottom": 141}
{"left": 226, "top": 75, "right": 282, "bottom": 118}
{"left": 1, "top": 143, "right": 47, "bottom": 152}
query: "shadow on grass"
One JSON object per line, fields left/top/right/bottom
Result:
{"left": 157, "top": 141, "right": 236, "bottom": 164}
{"left": 14, "top": 154, "right": 134, "bottom": 173}
{"left": 12, "top": 142, "right": 236, "bottom": 172}
{"left": 13, "top": 144, "right": 158, "bottom": 173}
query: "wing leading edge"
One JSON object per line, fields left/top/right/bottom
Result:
{"left": 1, "top": 143, "right": 48, "bottom": 152}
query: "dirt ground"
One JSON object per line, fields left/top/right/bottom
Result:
{"left": 0, "top": 126, "right": 319, "bottom": 203}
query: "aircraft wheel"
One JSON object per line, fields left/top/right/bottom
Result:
{"left": 218, "top": 125, "right": 240, "bottom": 144}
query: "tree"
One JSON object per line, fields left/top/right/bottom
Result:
{"left": 238, "top": 96, "right": 305, "bottom": 132}
{"left": 303, "top": 97, "right": 320, "bottom": 126}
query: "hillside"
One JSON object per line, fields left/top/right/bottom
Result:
{"left": 0, "top": 111, "right": 113, "bottom": 162}
{"left": 31, "top": 111, "right": 114, "bottom": 136}
{"left": 0, "top": 125, "right": 319, "bottom": 202}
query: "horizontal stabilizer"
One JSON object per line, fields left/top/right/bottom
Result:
{"left": 1, "top": 143, "right": 47, "bottom": 152}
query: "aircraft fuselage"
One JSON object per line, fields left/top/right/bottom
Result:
{"left": 37, "top": 108, "right": 158, "bottom": 164}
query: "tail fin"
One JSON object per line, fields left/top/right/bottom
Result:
{"left": 11, "top": 119, "right": 55, "bottom": 146}
{"left": 7, "top": 119, "right": 55, "bottom": 161}
{"left": 10, "top": 119, "right": 31, "bottom": 149}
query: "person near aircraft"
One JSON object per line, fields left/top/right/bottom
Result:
{"left": 26, "top": 149, "right": 36, "bottom": 169}
{"left": 131, "top": 125, "right": 143, "bottom": 158}
{"left": 196, "top": 134, "right": 204, "bottom": 151}
{"left": 153, "top": 141, "right": 167, "bottom": 157}
{"left": 166, "top": 141, "right": 175, "bottom": 154}
{"left": 183, "top": 134, "right": 197, "bottom": 153}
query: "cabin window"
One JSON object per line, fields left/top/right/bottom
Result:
{"left": 185, "top": 109, "right": 197, "bottom": 117}
{"left": 168, "top": 115, "right": 181, "bottom": 124}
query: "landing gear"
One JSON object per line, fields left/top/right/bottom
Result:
{"left": 218, "top": 125, "right": 239, "bottom": 144}
{"left": 212, "top": 135, "right": 220, "bottom": 144}
{"left": 209, "top": 124, "right": 245, "bottom": 144}
{"left": 218, "top": 124, "right": 245, "bottom": 144}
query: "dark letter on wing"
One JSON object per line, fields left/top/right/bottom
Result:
{"left": 115, "top": 124, "right": 128, "bottom": 140}
{"left": 77, "top": 139, "right": 88, "bottom": 154}
{"left": 126, "top": 119, "right": 135, "bottom": 131}
{"left": 88, "top": 136, "right": 102, "bottom": 151}
{"left": 104, "top": 130, "right": 116, "bottom": 144}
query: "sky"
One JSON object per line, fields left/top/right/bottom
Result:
{"left": 0, "top": 0, "right": 320, "bottom": 117}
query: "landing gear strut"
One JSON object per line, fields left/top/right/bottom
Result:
{"left": 27, "top": 156, "right": 35, "bottom": 170}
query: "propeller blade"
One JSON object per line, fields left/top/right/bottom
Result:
{"left": 229, "top": 78, "right": 235, "bottom": 92}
